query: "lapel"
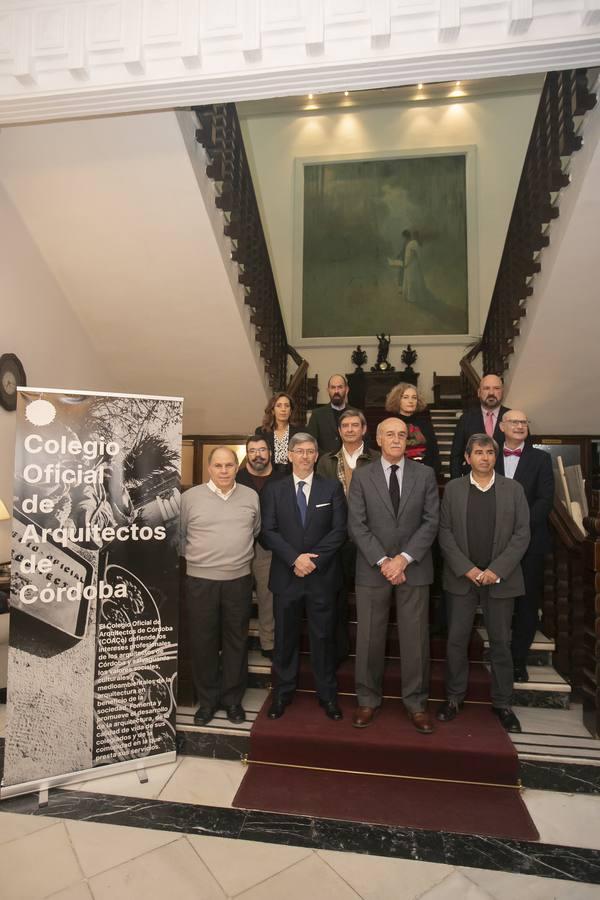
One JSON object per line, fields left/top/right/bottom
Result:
{"left": 304, "top": 474, "right": 325, "bottom": 529}
{"left": 513, "top": 442, "right": 533, "bottom": 484}
{"left": 286, "top": 476, "right": 304, "bottom": 530}
{"left": 456, "top": 477, "right": 471, "bottom": 550}
{"left": 493, "top": 474, "right": 507, "bottom": 548}
{"left": 370, "top": 458, "right": 395, "bottom": 518}
{"left": 396, "top": 459, "right": 416, "bottom": 518}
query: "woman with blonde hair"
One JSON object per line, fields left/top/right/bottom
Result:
{"left": 385, "top": 382, "right": 441, "bottom": 479}
{"left": 255, "top": 392, "right": 302, "bottom": 475}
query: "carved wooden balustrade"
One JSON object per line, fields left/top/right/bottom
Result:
{"left": 545, "top": 503, "right": 600, "bottom": 737}
{"left": 472, "top": 69, "right": 596, "bottom": 377}
{"left": 193, "top": 103, "right": 316, "bottom": 421}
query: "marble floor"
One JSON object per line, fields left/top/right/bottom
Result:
{"left": 2, "top": 702, "right": 600, "bottom": 899}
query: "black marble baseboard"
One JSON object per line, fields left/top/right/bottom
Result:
{"left": 176, "top": 729, "right": 249, "bottom": 760}
{"left": 1, "top": 787, "right": 599, "bottom": 885}
{"left": 520, "top": 760, "right": 600, "bottom": 795}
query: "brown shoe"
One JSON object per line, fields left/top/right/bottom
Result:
{"left": 352, "top": 706, "right": 378, "bottom": 728}
{"left": 409, "top": 710, "right": 434, "bottom": 734}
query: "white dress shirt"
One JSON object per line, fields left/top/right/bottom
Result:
{"left": 502, "top": 443, "right": 524, "bottom": 480}
{"left": 469, "top": 470, "right": 496, "bottom": 492}
{"left": 343, "top": 442, "right": 364, "bottom": 470}
{"left": 293, "top": 471, "right": 314, "bottom": 503}
{"left": 207, "top": 480, "right": 237, "bottom": 500}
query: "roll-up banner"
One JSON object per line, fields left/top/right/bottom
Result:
{"left": 0, "top": 388, "right": 183, "bottom": 799}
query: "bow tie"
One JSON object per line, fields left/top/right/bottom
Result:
{"left": 504, "top": 448, "right": 522, "bottom": 458}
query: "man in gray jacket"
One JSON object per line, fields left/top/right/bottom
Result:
{"left": 437, "top": 433, "right": 530, "bottom": 733}
{"left": 348, "top": 417, "right": 439, "bottom": 733}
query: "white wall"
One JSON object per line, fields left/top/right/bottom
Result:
{"left": 0, "top": 110, "right": 269, "bottom": 438}
{"left": 0, "top": 186, "right": 110, "bottom": 561}
{"left": 240, "top": 90, "right": 541, "bottom": 402}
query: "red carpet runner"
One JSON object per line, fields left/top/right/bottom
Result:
{"left": 233, "top": 632, "right": 539, "bottom": 840}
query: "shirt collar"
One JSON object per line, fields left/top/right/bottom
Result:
{"left": 469, "top": 470, "right": 496, "bottom": 492}
{"left": 293, "top": 471, "right": 314, "bottom": 489}
{"left": 481, "top": 406, "right": 499, "bottom": 420}
{"left": 504, "top": 441, "right": 525, "bottom": 453}
{"left": 381, "top": 455, "right": 405, "bottom": 474}
{"left": 342, "top": 442, "right": 364, "bottom": 465}
{"left": 207, "top": 480, "right": 237, "bottom": 500}
{"left": 330, "top": 402, "right": 347, "bottom": 411}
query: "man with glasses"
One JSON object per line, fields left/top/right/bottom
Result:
{"left": 236, "top": 436, "right": 282, "bottom": 659}
{"left": 498, "top": 411, "right": 554, "bottom": 682}
{"left": 260, "top": 432, "right": 347, "bottom": 720}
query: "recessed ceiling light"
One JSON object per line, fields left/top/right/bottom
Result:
{"left": 417, "top": 83, "right": 423, "bottom": 90}
{"left": 308, "top": 93, "right": 313, "bottom": 99}
{"left": 344, "top": 90, "right": 349, "bottom": 96}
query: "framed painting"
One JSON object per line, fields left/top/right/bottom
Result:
{"left": 292, "top": 147, "right": 478, "bottom": 346}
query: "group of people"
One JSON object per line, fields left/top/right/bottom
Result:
{"left": 179, "top": 371, "right": 554, "bottom": 736}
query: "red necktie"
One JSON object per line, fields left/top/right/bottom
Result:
{"left": 503, "top": 448, "right": 522, "bottom": 458}
{"left": 485, "top": 411, "right": 494, "bottom": 436}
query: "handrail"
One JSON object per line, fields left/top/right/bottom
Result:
{"left": 458, "top": 69, "right": 597, "bottom": 388}
{"left": 193, "top": 103, "right": 312, "bottom": 420}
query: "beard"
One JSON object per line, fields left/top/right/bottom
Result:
{"left": 481, "top": 396, "right": 501, "bottom": 408}
{"left": 249, "top": 458, "right": 269, "bottom": 473}
{"left": 331, "top": 392, "right": 344, "bottom": 405}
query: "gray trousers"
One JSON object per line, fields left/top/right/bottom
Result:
{"left": 253, "top": 542, "right": 274, "bottom": 651}
{"left": 446, "top": 587, "right": 514, "bottom": 708}
{"left": 355, "top": 582, "right": 430, "bottom": 713}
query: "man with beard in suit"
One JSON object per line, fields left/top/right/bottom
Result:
{"left": 497, "top": 410, "right": 555, "bottom": 682}
{"left": 450, "top": 374, "right": 510, "bottom": 479}
{"left": 260, "top": 432, "right": 347, "bottom": 720}
{"left": 307, "top": 374, "right": 351, "bottom": 454}
{"left": 348, "top": 417, "right": 439, "bottom": 733}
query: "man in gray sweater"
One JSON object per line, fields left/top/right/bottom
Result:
{"left": 180, "top": 446, "right": 261, "bottom": 726}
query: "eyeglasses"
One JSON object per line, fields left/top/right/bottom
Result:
{"left": 290, "top": 449, "right": 317, "bottom": 456}
{"left": 504, "top": 419, "right": 529, "bottom": 427}
{"left": 247, "top": 449, "right": 268, "bottom": 455}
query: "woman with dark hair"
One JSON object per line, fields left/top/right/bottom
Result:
{"left": 385, "top": 382, "right": 441, "bottom": 479}
{"left": 255, "top": 392, "right": 302, "bottom": 475}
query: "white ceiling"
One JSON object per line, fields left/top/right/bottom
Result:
{"left": 0, "top": 110, "right": 269, "bottom": 434}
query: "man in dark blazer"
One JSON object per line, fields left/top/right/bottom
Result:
{"left": 438, "top": 433, "right": 530, "bottom": 733}
{"left": 307, "top": 374, "right": 350, "bottom": 453}
{"left": 497, "top": 410, "right": 555, "bottom": 682}
{"left": 348, "top": 417, "right": 439, "bottom": 733}
{"left": 260, "top": 432, "right": 347, "bottom": 720}
{"left": 450, "top": 373, "right": 510, "bottom": 479}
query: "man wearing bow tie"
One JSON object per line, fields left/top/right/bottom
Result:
{"left": 260, "top": 433, "right": 347, "bottom": 720}
{"left": 497, "top": 411, "right": 555, "bottom": 682}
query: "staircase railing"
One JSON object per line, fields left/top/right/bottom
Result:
{"left": 193, "top": 103, "right": 316, "bottom": 421}
{"left": 458, "top": 69, "right": 596, "bottom": 386}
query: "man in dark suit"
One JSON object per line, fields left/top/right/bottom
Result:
{"left": 437, "top": 434, "right": 530, "bottom": 733}
{"left": 260, "top": 432, "right": 347, "bottom": 720}
{"left": 497, "top": 410, "right": 555, "bottom": 682}
{"left": 307, "top": 374, "right": 350, "bottom": 453}
{"left": 450, "top": 373, "right": 510, "bottom": 479}
{"left": 348, "top": 417, "right": 439, "bottom": 733}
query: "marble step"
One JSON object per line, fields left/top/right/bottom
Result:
{"left": 477, "top": 627, "right": 555, "bottom": 666}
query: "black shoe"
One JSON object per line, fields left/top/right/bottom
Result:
{"left": 513, "top": 664, "right": 529, "bottom": 683}
{"left": 319, "top": 699, "right": 343, "bottom": 721}
{"left": 225, "top": 704, "right": 246, "bottom": 724}
{"left": 268, "top": 695, "right": 292, "bottom": 720}
{"left": 261, "top": 649, "right": 274, "bottom": 660}
{"left": 492, "top": 706, "right": 522, "bottom": 733}
{"left": 436, "top": 700, "right": 463, "bottom": 722}
{"left": 193, "top": 707, "right": 216, "bottom": 726}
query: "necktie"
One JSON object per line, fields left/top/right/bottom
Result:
{"left": 388, "top": 464, "right": 400, "bottom": 516}
{"left": 296, "top": 480, "right": 307, "bottom": 525}
{"left": 503, "top": 448, "right": 522, "bottom": 458}
{"left": 485, "top": 411, "right": 494, "bottom": 436}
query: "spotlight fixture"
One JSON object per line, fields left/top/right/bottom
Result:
{"left": 417, "top": 83, "right": 423, "bottom": 90}
{"left": 308, "top": 93, "right": 313, "bottom": 99}
{"left": 344, "top": 90, "right": 349, "bottom": 96}
{"left": 455, "top": 81, "right": 461, "bottom": 86}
